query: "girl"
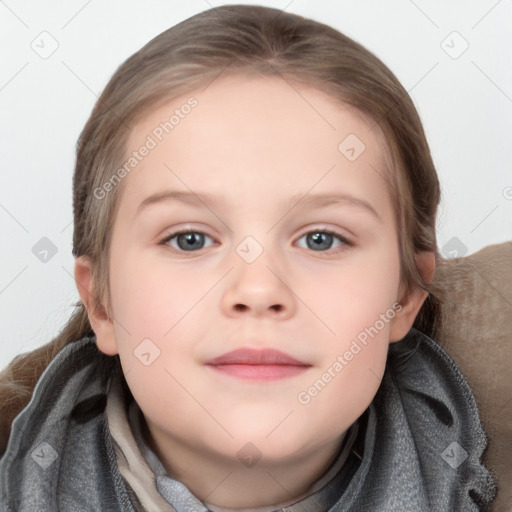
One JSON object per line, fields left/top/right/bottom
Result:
{"left": 0, "top": 4, "right": 497, "bottom": 511}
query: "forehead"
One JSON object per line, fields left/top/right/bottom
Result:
{"left": 120, "top": 74, "right": 393, "bottom": 218}
{"left": 128, "top": 73, "right": 387, "bottom": 153}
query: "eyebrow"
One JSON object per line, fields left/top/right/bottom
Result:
{"left": 136, "top": 189, "right": 381, "bottom": 221}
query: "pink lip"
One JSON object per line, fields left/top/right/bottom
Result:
{"left": 205, "top": 348, "right": 311, "bottom": 381}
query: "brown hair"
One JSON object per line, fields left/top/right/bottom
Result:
{"left": 0, "top": 4, "right": 441, "bottom": 454}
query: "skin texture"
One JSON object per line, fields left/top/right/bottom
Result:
{"left": 75, "top": 74, "right": 434, "bottom": 508}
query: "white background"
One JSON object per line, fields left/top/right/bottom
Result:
{"left": 1, "top": 0, "right": 511, "bottom": 367}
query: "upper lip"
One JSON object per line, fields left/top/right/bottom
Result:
{"left": 205, "top": 348, "right": 310, "bottom": 366}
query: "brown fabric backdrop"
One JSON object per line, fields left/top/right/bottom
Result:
{"left": 434, "top": 241, "right": 512, "bottom": 511}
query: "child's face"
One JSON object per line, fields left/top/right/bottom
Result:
{"left": 96, "top": 74, "right": 416, "bottom": 470}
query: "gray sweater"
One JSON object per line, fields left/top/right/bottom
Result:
{"left": 0, "top": 328, "right": 497, "bottom": 511}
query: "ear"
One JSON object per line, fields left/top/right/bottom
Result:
{"left": 389, "top": 251, "right": 435, "bottom": 343}
{"left": 74, "top": 256, "right": 119, "bottom": 355}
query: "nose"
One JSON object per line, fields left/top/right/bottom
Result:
{"left": 220, "top": 250, "right": 296, "bottom": 320}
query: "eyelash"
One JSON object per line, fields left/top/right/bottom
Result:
{"left": 158, "top": 228, "right": 354, "bottom": 256}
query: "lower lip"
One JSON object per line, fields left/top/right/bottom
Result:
{"left": 205, "top": 364, "right": 310, "bottom": 381}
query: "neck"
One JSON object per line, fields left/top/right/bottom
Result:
{"left": 142, "top": 419, "right": 347, "bottom": 509}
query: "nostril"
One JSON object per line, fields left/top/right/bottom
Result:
{"left": 233, "top": 304, "right": 283, "bottom": 313}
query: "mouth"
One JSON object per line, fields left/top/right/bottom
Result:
{"left": 204, "top": 348, "right": 312, "bottom": 381}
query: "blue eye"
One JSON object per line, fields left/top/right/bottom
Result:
{"left": 160, "top": 231, "right": 215, "bottom": 252}
{"left": 296, "top": 230, "right": 352, "bottom": 253}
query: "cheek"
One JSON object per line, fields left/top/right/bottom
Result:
{"left": 299, "top": 244, "right": 401, "bottom": 339}
{"left": 316, "top": 245, "right": 400, "bottom": 414}
{"left": 307, "top": 337, "right": 389, "bottom": 430}
{"left": 108, "top": 250, "right": 214, "bottom": 395}
{"left": 109, "top": 251, "right": 205, "bottom": 421}
{"left": 109, "top": 250, "right": 201, "bottom": 339}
